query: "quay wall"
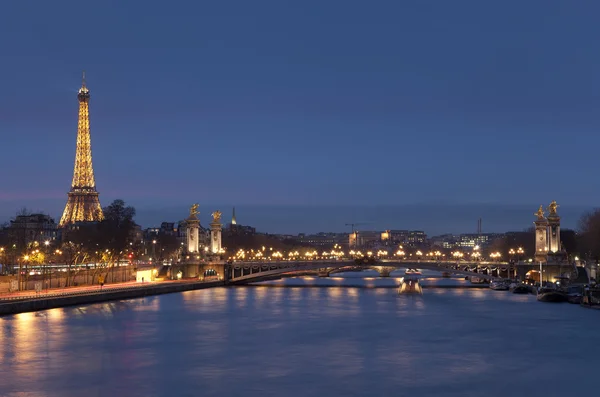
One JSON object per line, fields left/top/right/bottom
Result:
{"left": 0, "top": 281, "right": 224, "bottom": 316}
{"left": 244, "top": 283, "right": 489, "bottom": 289}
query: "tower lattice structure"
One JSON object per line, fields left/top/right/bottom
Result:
{"left": 59, "top": 73, "right": 104, "bottom": 227}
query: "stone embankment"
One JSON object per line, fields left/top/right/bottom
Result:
{"left": 0, "top": 280, "right": 224, "bottom": 316}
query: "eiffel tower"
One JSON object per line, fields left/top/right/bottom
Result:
{"left": 59, "top": 72, "right": 104, "bottom": 227}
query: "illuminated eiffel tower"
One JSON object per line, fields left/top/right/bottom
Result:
{"left": 59, "top": 72, "right": 104, "bottom": 227}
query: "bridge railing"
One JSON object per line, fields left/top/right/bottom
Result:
{"left": 230, "top": 259, "right": 510, "bottom": 266}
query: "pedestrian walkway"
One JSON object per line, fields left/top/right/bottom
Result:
{"left": 0, "top": 279, "right": 194, "bottom": 301}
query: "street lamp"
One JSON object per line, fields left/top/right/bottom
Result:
{"left": 516, "top": 247, "right": 524, "bottom": 261}
{"left": 21, "top": 254, "right": 30, "bottom": 291}
{"left": 0, "top": 247, "right": 4, "bottom": 275}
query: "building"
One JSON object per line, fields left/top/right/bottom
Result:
{"left": 429, "top": 234, "right": 456, "bottom": 248}
{"left": 130, "top": 224, "right": 143, "bottom": 244}
{"left": 406, "top": 231, "right": 427, "bottom": 246}
{"left": 9, "top": 213, "right": 59, "bottom": 245}
{"left": 143, "top": 227, "right": 160, "bottom": 242}
{"left": 455, "top": 233, "right": 501, "bottom": 248}
{"left": 159, "top": 222, "right": 177, "bottom": 236}
{"left": 177, "top": 220, "right": 188, "bottom": 243}
{"left": 384, "top": 230, "right": 428, "bottom": 246}
{"left": 228, "top": 224, "right": 257, "bottom": 236}
{"left": 349, "top": 231, "right": 381, "bottom": 249}
{"left": 296, "top": 233, "right": 336, "bottom": 247}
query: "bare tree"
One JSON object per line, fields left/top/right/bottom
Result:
{"left": 578, "top": 209, "right": 600, "bottom": 261}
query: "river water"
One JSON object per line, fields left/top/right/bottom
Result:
{"left": 0, "top": 274, "right": 598, "bottom": 397}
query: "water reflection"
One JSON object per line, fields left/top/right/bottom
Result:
{"left": 0, "top": 283, "right": 598, "bottom": 396}
{"left": 327, "top": 287, "right": 342, "bottom": 298}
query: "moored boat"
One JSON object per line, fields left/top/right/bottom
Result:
{"left": 490, "top": 279, "right": 510, "bottom": 291}
{"left": 511, "top": 284, "right": 531, "bottom": 294}
{"left": 537, "top": 286, "right": 568, "bottom": 303}
{"left": 566, "top": 285, "right": 583, "bottom": 304}
{"left": 469, "top": 276, "right": 486, "bottom": 284}
{"left": 581, "top": 285, "right": 600, "bottom": 308}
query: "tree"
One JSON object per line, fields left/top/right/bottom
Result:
{"left": 155, "top": 233, "right": 181, "bottom": 262}
{"left": 16, "top": 207, "right": 31, "bottom": 216}
{"left": 484, "top": 231, "right": 535, "bottom": 260}
{"left": 58, "top": 200, "right": 137, "bottom": 285}
{"left": 560, "top": 229, "right": 578, "bottom": 257}
{"left": 96, "top": 200, "right": 137, "bottom": 282}
{"left": 578, "top": 209, "right": 600, "bottom": 261}
{"left": 60, "top": 222, "right": 99, "bottom": 286}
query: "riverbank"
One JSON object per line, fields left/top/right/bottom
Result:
{"left": 0, "top": 280, "right": 224, "bottom": 316}
{"left": 246, "top": 283, "right": 489, "bottom": 289}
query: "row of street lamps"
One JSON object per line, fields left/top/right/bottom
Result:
{"left": 230, "top": 245, "right": 526, "bottom": 262}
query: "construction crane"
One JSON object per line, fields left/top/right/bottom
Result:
{"left": 345, "top": 223, "right": 368, "bottom": 233}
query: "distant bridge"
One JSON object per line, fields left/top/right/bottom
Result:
{"left": 227, "top": 259, "right": 509, "bottom": 284}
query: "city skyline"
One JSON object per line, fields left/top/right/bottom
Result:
{"left": 0, "top": 201, "right": 585, "bottom": 236}
{"left": 2, "top": 1, "right": 600, "bottom": 231}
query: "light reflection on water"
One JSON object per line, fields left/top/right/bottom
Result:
{"left": 0, "top": 283, "right": 598, "bottom": 397}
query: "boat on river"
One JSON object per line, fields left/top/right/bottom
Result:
{"left": 490, "top": 279, "right": 510, "bottom": 291}
{"left": 398, "top": 276, "right": 423, "bottom": 295}
{"left": 566, "top": 285, "right": 583, "bottom": 304}
{"left": 537, "top": 286, "right": 568, "bottom": 303}
{"left": 511, "top": 284, "right": 532, "bottom": 294}
{"left": 581, "top": 285, "right": 600, "bottom": 309}
{"left": 469, "top": 276, "right": 486, "bottom": 284}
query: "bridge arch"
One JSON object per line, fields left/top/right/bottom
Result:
{"left": 227, "top": 260, "right": 501, "bottom": 284}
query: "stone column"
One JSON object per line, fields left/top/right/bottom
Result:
{"left": 186, "top": 204, "right": 200, "bottom": 253}
{"left": 547, "top": 215, "right": 560, "bottom": 254}
{"left": 210, "top": 211, "right": 223, "bottom": 254}
{"left": 533, "top": 206, "right": 548, "bottom": 263}
{"left": 187, "top": 219, "right": 199, "bottom": 253}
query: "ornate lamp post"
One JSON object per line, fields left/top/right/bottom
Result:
{"left": 21, "top": 254, "right": 30, "bottom": 291}
{"left": 517, "top": 247, "right": 524, "bottom": 261}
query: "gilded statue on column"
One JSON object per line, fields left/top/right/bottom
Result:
{"left": 534, "top": 205, "right": 545, "bottom": 220}
{"left": 189, "top": 203, "right": 199, "bottom": 219}
{"left": 211, "top": 210, "right": 222, "bottom": 223}
{"left": 547, "top": 200, "right": 558, "bottom": 216}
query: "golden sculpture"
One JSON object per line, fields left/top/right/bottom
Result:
{"left": 534, "top": 205, "right": 545, "bottom": 219}
{"left": 211, "top": 210, "right": 222, "bottom": 223}
{"left": 189, "top": 203, "right": 199, "bottom": 218}
{"left": 547, "top": 200, "right": 558, "bottom": 216}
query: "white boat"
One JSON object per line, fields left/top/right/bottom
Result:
{"left": 469, "top": 276, "right": 486, "bottom": 284}
{"left": 490, "top": 279, "right": 510, "bottom": 290}
{"left": 398, "top": 276, "right": 423, "bottom": 295}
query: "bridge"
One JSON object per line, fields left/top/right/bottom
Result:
{"left": 226, "top": 259, "right": 509, "bottom": 284}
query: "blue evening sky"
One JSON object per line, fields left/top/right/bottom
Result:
{"left": 0, "top": 0, "right": 599, "bottom": 234}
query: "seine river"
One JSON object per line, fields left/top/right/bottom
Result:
{"left": 0, "top": 274, "right": 598, "bottom": 397}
